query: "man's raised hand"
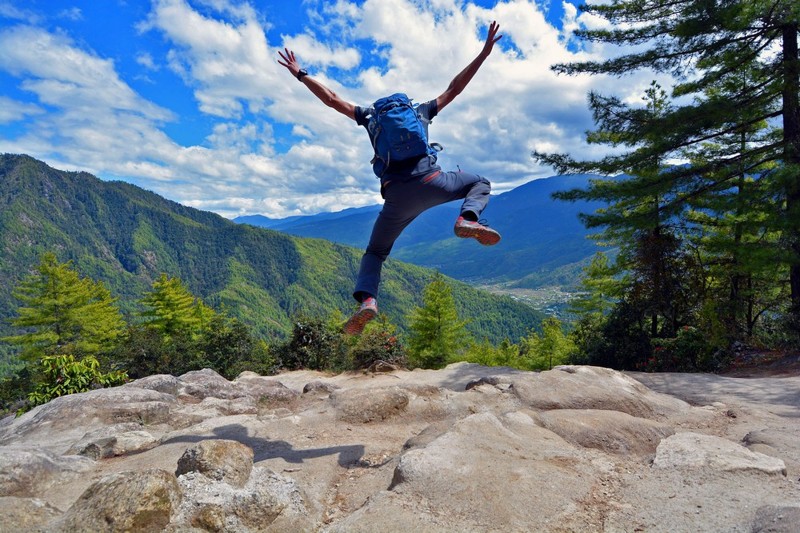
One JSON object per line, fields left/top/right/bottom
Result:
{"left": 481, "top": 21, "right": 502, "bottom": 57}
{"left": 278, "top": 48, "right": 301, "bottom": 78}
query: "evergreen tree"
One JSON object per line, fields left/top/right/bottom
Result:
{"left": 140, "top": 274, "right": 214, "bottom": 340}
{"left": 535, "top": 0, "right": 800, "bottom": 326}
{"left": 520, "top": 317, "right": 576, "bottom": 370}
{"left": 569, "top": 252, "right": 625, "bottom": 318}
{"left": 3, "top": 253, "right": 125, "bottom": 362}
{"left": 406, "top": 273, "right": 469, "bottom": 369}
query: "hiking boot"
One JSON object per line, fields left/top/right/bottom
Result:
{"left": 343, "top": 296, "right": 378, "bottom": 335}
{"left": 453, "top": 216, "right": 501, "bottom": 246}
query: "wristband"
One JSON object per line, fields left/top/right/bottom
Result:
{"left": 296, "top": 69, "right": 308, "bottom": 81}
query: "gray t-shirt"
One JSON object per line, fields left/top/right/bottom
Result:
{"left": 355, "top": 99, "right": 441, "bottom": 180}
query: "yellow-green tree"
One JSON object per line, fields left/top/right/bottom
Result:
{"left": 406, "top": 273, "right": 470, "bottom": 369}
{"left": 140, "top": 274, "right": 214, "bottom": 340}
{"left": 521, "top": 317, "right": 576, "bottom": 371}
{"left": 3, "top": 253, "right": 126, "bottom": 362}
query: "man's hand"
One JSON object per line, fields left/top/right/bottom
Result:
{"left": 436, "top": 21, "right": 502, "bottom": 112}
{"left": 481, "top": 21, "right": 502, "bottom": 58}
{"left": 278, "top": 48, "right": 302, "bottom": 78}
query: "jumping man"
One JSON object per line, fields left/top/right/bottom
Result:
{"left": 278, "top": 21, "right": 503, "bottom": 335}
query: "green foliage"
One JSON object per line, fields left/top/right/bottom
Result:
{"left": 111, "top": 326, "right": 201, "bottom": 379}
{"left": 140, "top": 273, "right": 214, "bottom": 340}
{"left": 535, "top": 0, "right": 800, "bottom": 351}
{"left": 0, "top": 154, "right": 541, "bottom": 368}
{"left": 406, "top": 273, "right": 470, "bottom": 369}
{"left": 349, "top": 316, "right": 407, "bottom": 370}
{"left": 645, "top": 326, "right": 724, "bottom": 372}
{"left": 3, "top": 252, "right": 126, "bottom": 362}
{"left": 197, "top": 314, "right": 275, "bottom": 379}
{"left": 272, "top": 315, "right": 349, "bottom": 372}
{"left": 569, "top": 252, "right": 624, "bottom": 317}
{"left": 521, "top": 317, "right": 577, "bottom": 371}
{"left": 458, "top": 338, "right": 524, "bottom": 368}
{"left": 25, "top": 354, "right": 128, "bottom": 412}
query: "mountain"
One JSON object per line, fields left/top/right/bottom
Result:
{"left": 0, "top": 154, "right": 543, "bottom": 364}
{"left": 234, "top": 174, "right": 606, "bottom": 285}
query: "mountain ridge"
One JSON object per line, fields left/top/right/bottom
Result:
{"left": 0, "top": 154, "right": 543, "bottom": 366}
{"left": 234, "top": 174, "right": 607, "bottom": 285}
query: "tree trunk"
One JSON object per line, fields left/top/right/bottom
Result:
{"left": 782, "top": 24, "right": 800, "bottom": 320}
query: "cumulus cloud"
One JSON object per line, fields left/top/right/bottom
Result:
{"left": 0, "top": 0, "right": 659, "bottom": 218}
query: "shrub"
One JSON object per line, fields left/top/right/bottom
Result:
{"left": 24, "top": 354, "right": 128, "bottom": 413}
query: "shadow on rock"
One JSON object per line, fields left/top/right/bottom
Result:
{"left": 162, "top": 423, "right": 365, "bottom": 468}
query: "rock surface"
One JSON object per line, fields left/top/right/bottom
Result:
{"left": 0, "top": 364, "right": 797, "bottom": 532}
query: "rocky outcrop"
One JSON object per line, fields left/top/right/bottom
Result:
{"left": 0, "top": 364, "right": 797, "bottom": 532}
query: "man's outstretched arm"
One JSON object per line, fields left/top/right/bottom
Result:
{"left": 436, "top": 21, "right": 502, "bottom": 112}
{"left": 278, "top": 48, "right": 356, "bottom": 121}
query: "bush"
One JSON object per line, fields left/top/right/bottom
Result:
{"left": 349, "top": 319, "right": 408, "bottom": 370}
{"left": 24, "top": 354, "right": 128, "bottom": 413}
{"left": 273, "top": 316, "right": 349, "bottom": 372}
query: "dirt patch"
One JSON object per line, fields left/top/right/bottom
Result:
{"left": 721, "top": 351, "right": 800, "bottom": 378}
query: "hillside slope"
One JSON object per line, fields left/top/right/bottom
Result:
{"left": 235, "top": 174, "right": 606, "bottom": 284}
{"left": 0, "top": 155, "right": 543, "bottom": 359}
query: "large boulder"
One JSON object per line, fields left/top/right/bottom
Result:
{"left": 653, "top": 432, "right": 787, "bottom": 475}
{"left": 0, "top": 496, "right": 62, "bottom": 530}
{"left": 332, "top": 387, "right": 409, "bottom": 423}
{"left": 176, "top": 439, "right": 254, "bottom": 488}
{"left": 0, "top": 448, "right": 94, "bottom": 497}
{"left": 329, "top": 411, "right": 599, "bottom": 532}
{"left": 536, "top": 409, "right": 675, "bottom": 457}
{"left": 508, "top": 366, "right": 690, "bottom": 420}
{"left": 53, "top": 469, "right": 182, "bottom": 532}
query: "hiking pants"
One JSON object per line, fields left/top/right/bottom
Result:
{"left": 353, "top": 169, "right": 491, "bottom": 301}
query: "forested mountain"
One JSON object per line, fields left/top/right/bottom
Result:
{"left": 0, "top": 154, "right": 543, "bottom": 362}
{"left": 235, "top": 174, "right": 606, "bottom": 285}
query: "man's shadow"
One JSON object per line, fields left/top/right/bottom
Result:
{"left": 163, "top": 423, "right": 367, "bottom": 468}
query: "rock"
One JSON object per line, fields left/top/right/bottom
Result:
{"left": 127, "top": 375, "right": 180, "bottom": 396}
{"left": 332, "top": 387, "right": 409, "bottom": 423}
{"left": 178, "top": 369, "right": 244, "bottom": 400}
{"left": 536, "top": 409, "right": 675, "bottom": 457}
{"left": 67, "top": 425, "right": 159, "bottom": 459}
{"left": 368, "top": 361, "right": 398, "bottom": 373}
{"left": 0, "top": 496, "right": 62, "bottom": 530}
{"left": 173, "top": 467, "right": 313, "bottom": 532}
{"left": 752, "top": 506, "right": 800, "bottom": 533}
{"left": 0, "top": 448, "right": 94, "bottom": 497}
{"left": 196, "top": 396, "right": 259, "bottom": 417}
{"left": 0, "top": 387, "right": 174, "bottom": 450}
{"left": 234, "top": 374, "right": 299, "bottom": 404}
{"left": 302, "top": 380, "right": 339, "bottom": 394}
{"left": 464, "top": 375, "right": 510, "bottom": 390}
{"left": 331, "top": 411, "right": 596, "bottom": 532}
{"left": 509, "top": 366, "right": 690, "bottom": 420}
{"left": 54, "top": 469, "right": 181, "bottom": 532}
{"left": 653, "top": 432, "right": 787, "bottom": 475}
{"left": 176, "top": 439, "right": 254, "bottom": 488}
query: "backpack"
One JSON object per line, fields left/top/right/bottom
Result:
{"left": 367, "top": 93, "right": 439, "bottom": 177}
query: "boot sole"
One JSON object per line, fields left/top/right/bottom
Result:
{"left": 343, "top": 307, "right": 378, "bottom": 335}
{"left": 454, "top": 226, "right": 501, "bottom": 246}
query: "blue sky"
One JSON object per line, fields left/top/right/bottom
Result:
{"left": 0, "top": 0, "right": 651, "bottom": 218}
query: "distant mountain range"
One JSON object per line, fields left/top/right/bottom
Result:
{"left": 0, "top": 154, "right": 544, "bottom": 367}
{"left": 235, "top": 174, "right": 607, "bottom": 287}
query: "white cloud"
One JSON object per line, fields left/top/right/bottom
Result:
{"left": 0, "top": 0, "right": 664, "bottom": 219}
{"left": 0, "top": 96, "right": 42, "bottom": 123}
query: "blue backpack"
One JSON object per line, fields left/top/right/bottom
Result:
{"left": 367, "top": 93, "right": 439, "bottom": 177}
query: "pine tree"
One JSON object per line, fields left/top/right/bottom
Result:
{"left": 3, "top": 253, "right": 126, "bottom": 362}
{"left": 535, "top": 0, "right": 800, "bottom": 325}
{"left": 569, "top": 252, "right": 625, "bottom": 318}
{"left": 406, "top": 273, "right": 469, "bottom": 369}
{"left": 140, "top": 274, "right": 215, "bottom": 340}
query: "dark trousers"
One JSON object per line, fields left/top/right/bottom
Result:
{"left": 353, "top": 169, "right": 491, "bottom": 301}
